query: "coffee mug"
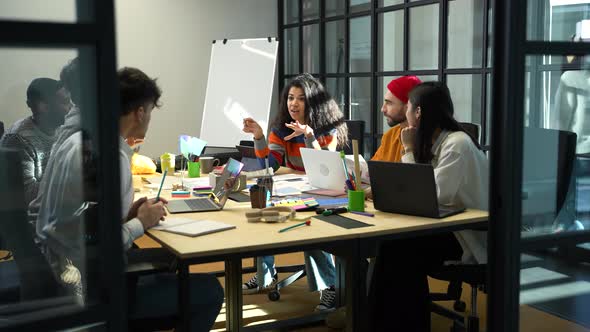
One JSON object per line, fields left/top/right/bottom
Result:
{"left": 200, "top": 156, "right": 220, "bottom": 174}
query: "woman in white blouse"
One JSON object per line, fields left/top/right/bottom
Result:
{"left": 368, "top": 82, "right": 489, "bottom": 332}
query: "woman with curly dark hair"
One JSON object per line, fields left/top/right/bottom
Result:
{"left": 242, "top": 73, "right": 347, "bottom": 311}
{"left": 243, "top": 73, "right": 348, "bottom": 171}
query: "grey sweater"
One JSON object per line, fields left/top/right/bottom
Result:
{"left": 0, "top": 116, "right": 56, "bottom": 206}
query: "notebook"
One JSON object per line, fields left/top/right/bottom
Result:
{"left": 152, "top": 218, "right": 236, "bottom": 237}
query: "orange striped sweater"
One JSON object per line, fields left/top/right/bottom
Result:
{"left": 253, "top": 127, "right": 337, "bottom": 171}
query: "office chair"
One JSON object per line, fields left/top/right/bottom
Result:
{"left": 459, "top": 122, "right": 480, "bottom": 143}
{"left": 428, "top": 128, "right": 577, "bottom": 332}
{"left": 430, "top": 263, "right": 486, "bottom": 332}
{"left": 343, "top": 120, "right": 365, "bottom": 156}
{"left": 0, "top": 121, "right": 4, "bottom": 140}
{"left": 239, "top": 140, "right": 254, "bottom": 147}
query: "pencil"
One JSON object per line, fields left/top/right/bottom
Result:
{"left": 156, "top": 169, "right": 168, "bottom": 202}
{"left": 278, "top": 220, "right": 311, "bottom": 233}
{"left": 352, "top": 140, "right": 361, "bottom": 190}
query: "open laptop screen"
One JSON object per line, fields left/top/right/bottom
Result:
{"left": 213, "top": 158, "right": 244, "bottom": 206}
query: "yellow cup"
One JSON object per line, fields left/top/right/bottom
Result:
{"left": 160, "top": 153, "right": 175, "bottom": 174}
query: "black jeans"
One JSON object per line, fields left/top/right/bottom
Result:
{"left": 368, "top": 233, "right": 463, "bottom": 332}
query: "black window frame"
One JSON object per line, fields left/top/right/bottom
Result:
{"left": 278, "top": 0, "right": 493, "bottom": 156}
{"left": 489, "top": 0, "right": 590, "bottom": 331}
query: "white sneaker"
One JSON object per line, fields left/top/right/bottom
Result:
{"left": 242, "top": 273, "right": 278, "bottom": 295}
{"left": 315, "top": 287, "right": 336, "bottom": 311}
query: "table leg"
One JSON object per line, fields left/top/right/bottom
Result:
{"left": 335, "top": 256, "right": 346, "bottom": 307}
{"left": 178, "top": 260, "right": 191, "bottom": 331}
{"left": 225, "top": 257, "right": 243, "bottom": 332}
{"left": 345, "top": 240, "right": 367, "bottom": 332}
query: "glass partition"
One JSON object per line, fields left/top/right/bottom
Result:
{"left": 0, "top": 45, "right": 122, "bottom": 330}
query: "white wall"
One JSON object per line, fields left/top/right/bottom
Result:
{"left": 115, "top": 0, "right": 278, "bottom": 157}
{"left": 0, "top": 49, "right": 78, "bottom": 131}
{"left": 0, "top": 1, "right": 278, "bottom": 159}
{"left": 0, "top": 0, "right": 76, "bottom": 22}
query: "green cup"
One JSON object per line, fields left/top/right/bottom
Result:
{"left": 347, "top": 190, "right": 365, "bottom": 212}
{"left": 188, "top": 161, "right": 201, "bottom": 178}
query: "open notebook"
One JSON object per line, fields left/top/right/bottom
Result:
{"left": 152, "top": 218, "right": 236, "bottom": 237}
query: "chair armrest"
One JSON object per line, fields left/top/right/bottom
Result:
{"left": 125, "top": 247, "right": 177, "bottom": 277}
{"left": 126, "top": 261, "right": 174, "bottom": 277}
{"left": 429, "top": 263, "right": 487, "bottom": 288}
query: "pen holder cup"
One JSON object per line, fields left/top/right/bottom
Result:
{"left": 249, "top": 185, "right": 269, "bottom": 209}
{"left": 256, "top": 176, "right": 274, "bottom": 195}
{"left": 347, "top": 190, "right": 365, "bottom": 212}
{"left": 188, "top": 161, "right": 201, "bottom": 178}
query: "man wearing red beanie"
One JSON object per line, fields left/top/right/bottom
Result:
{"left": 372, "top": 75, "right": 422, "bottom": 162}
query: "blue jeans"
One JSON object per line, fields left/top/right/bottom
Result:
{"left": 129, "top": 273, "right": 223, "bottom": 332}
{"left": 257, "top": 250, "right": 335, "bottom": 291}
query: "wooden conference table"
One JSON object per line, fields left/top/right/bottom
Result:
{"left": 146, "top": 186, "right": 487, "bottom": 332}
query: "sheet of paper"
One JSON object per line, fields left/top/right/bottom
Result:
{"left": 272, "top": 177, "right": 313, "bottom": 196}
{"left": 273, "top": 186, "right": 302, "bottom": 197}
{"left": 179, "top": 135, "right": 207, "bottom": 158}
{"left": 143, "top": 175, "right": 181, "bottom": 190}
{"left": 153, "top": 217, "right": 197, "bottom": 230}
{"left": 273, "top": 174, "right": 308, "bottom": 182}
{"left": 181, "top": 177, "right": 212, "bottom": 188}
{"left": 143, "top": 175, "right": 211, "bottom": 190}
{"left": 153, "top": 218, "right": 236, "bottom": 237}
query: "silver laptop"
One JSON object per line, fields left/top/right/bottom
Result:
{"left": 300, "top": 148, "right": 347, "bottom": 192}
{"left": 167, "top": 158, "right": 244, "bottom": 213}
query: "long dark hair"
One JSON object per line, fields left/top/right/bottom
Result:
{"left": 274, "top": 73, "right": 348, "bottom": 147}
{"left": 408, "top": 82, "right": 480, "bottom": 163}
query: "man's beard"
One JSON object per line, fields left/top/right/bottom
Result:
{"left": 387, "top": 117, "right": 401, "bottom": 127}
{"left": 43, "top": 109, "right": 66, "bottom": 128}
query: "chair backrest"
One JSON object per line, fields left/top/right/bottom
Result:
{"left": 239, "top": 140, "right": 254, "bottom": 147}
{"left": 343, "top": 120, "right": 364, "bottom": 156}
{"left": 459, "top": 122, "right": 480, "bottom": 142}
{"left": 522, "top": 127, "right": 577, "bottom": 222}
{"left": 0, "top": 121, "right": 4, "bottom": 140}
{"left": 0, "top": 148, "right": 62, "bottom": 301}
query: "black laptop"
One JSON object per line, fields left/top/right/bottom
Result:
{"left": 367, "top": 161, "right": 465, "bottom": 218}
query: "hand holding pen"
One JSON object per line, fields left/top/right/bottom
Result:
{"left": 137, "top": 197, "right": 169, "bottom": 230}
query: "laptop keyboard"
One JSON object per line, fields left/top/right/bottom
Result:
{"left": 186, "top": 198, "right": 219, "bottom": 210}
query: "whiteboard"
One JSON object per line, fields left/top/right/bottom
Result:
{"left": 200, "top": 38, "right": 278, "bottom": 147}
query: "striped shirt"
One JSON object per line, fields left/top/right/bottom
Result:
{"left": 254, "top": 127, "right": 337, "bottom": 171}
{"left": 0, "top": 116, "right": 56, "bottom": 206}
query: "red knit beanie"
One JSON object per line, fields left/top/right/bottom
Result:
{"left": 386, "top": 76, "right": 422, "bottom": 104}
